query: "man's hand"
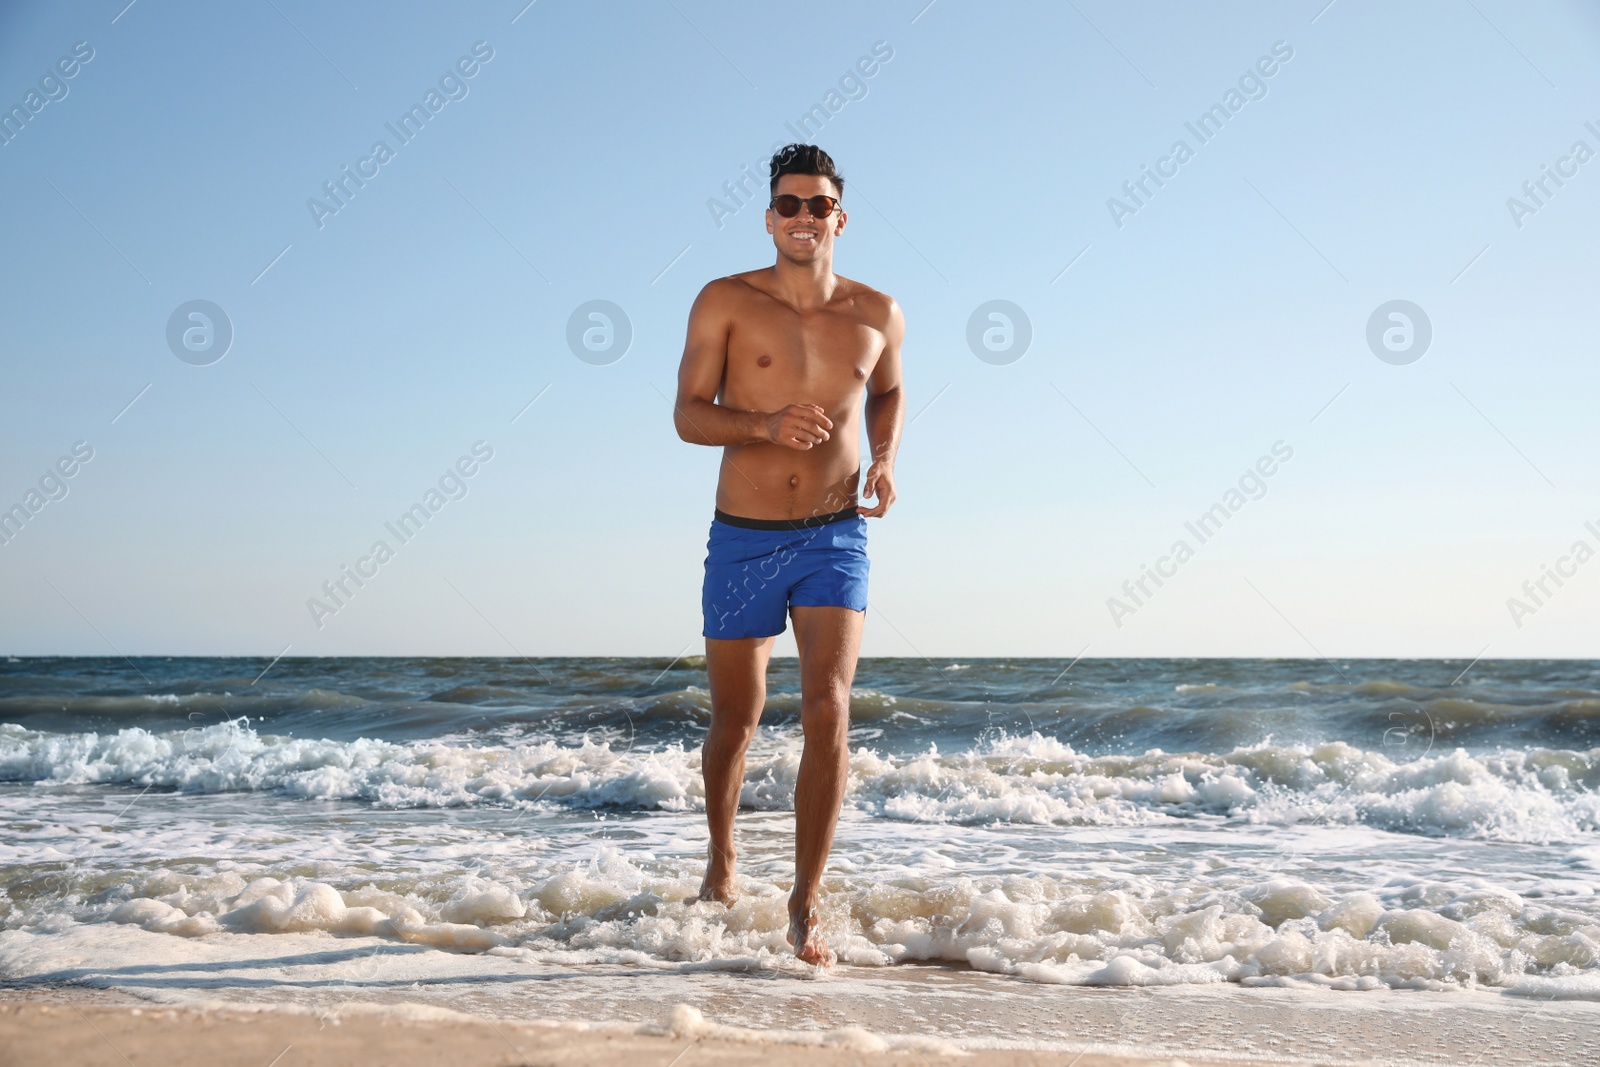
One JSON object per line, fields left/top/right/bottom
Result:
{"left": 766, "top": 404, "right": 832, "bottom": 451}
{"left": 858, "top": 459, "right": 896, "bottom": 517}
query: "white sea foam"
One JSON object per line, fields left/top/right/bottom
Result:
{"left": 41, "top": 852, "right": 1586, "bottom": 998}
{"left": 2, "top": 722, "right": 1596, "bottom": 842}
{"left": 4, "top": 720, "right": 1598, "bottom": 999}
{"left": 644, "top": 1002, "right": 962, "bottom": 1054}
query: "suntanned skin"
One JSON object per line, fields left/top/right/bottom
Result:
{"left": 673, "top": 171, "right": 905, "bottom": 966}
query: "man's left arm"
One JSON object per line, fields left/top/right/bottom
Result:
{"left": 858, "top": 298, "right": 905, "bottom": 518}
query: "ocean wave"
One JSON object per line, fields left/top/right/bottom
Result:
{"left": 1, "top": 723, "right": 1596, "bottom": 842}
{"left": 29, "top": 856, "right": 1586, "bottom": 995}
{"left": 6, "top": 669, "right": 1600, "bottom": 755}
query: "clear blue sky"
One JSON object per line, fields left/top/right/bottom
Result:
{"left": 3, "top": 0, "right": 1598, "bottom": 659}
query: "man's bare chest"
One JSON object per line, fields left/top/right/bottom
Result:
{"left": 726, "top": 314, "right": 881, "bottom": 389}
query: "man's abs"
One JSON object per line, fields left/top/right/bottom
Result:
{"left": 715, "top": 435, "right": 862, "bottom": 521}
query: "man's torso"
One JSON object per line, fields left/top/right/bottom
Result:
{"left": 713, "top": 269, "right": 890, "bottom": 520}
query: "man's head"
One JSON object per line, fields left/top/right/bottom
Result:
{"left": 768, "top": 143, "right": 844, "bottom": 199}
{"left": 766, "top": 143, "right": 846, "bottom": 264}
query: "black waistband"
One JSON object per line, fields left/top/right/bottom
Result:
{"left": 714, "top": 505, "right": 859, "bottom": 531}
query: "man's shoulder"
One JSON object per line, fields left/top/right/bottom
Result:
{"left": 836, "top": 275, "right": 900, "bottom": 328}
{"left": 701, "top": 270, "right": 769, "bottom": 296}
{"left": 692, "top": 271, "right": 769, "bottom": 311}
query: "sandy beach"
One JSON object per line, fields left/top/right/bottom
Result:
{"left": 6, "top": 968, "right": 1599, "bottom": 1067}
{"left": 0, "top": 988, "right": 1353, "bottom": 1067}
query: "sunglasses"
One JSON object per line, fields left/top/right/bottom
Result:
{"left": 769, "top": 193, "right": 841, "bottom": 219}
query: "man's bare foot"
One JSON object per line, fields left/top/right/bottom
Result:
{"left": 692, "top": 862, "right": 737, "bottom": 904}
{"left": 786, "top": 899, "right": 836, "bottom": 967}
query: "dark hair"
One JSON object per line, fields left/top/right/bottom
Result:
{"left": 769, "top": 143, "right": 844, "bottom": 198}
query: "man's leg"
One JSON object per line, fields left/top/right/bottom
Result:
{"left": 785, "top": 604, "right": 864, "bottom": 965}
{"left": 697, "top": 634, "right": 775, "bottom": 903}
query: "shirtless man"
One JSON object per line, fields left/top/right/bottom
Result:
{"left": 673, "top": 144, "right": 905, "bottom": 966}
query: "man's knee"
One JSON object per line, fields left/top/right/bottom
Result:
{"left": 800, "top": 694, "right": 850, "bottom": 743}
{"left": 707, "top": 709, "right": 762, "bottom": 749}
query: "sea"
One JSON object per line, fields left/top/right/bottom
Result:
{"left": 3, "top": 656, "right": 1599, "bottom": 1061}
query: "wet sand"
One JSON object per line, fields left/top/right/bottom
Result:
{"left": 0, "top": 989, "right": 1332, "bottom": 1067}
{"left": 9, "top": 978, "right": 1599, "bottom": 1067}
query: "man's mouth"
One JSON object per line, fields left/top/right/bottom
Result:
{"left": 788, "top": 230, "right": 817, "bottom": 242}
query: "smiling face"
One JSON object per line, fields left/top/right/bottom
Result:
{"left": 766, "top": 173, "right": 846, "bottom": 266}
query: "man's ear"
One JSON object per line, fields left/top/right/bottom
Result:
{"left": 834, "top": 209, "right": 847, "bottom": 234}
{"left": 765, "top": 208, "right": 774, "bottom": 234}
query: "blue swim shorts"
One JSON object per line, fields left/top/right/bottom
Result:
{"left": 701, "top": 506, "right": 869, "bottom": 639}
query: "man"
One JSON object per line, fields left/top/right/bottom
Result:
{"left": 673, "top": 144, "right": 905, "bottom": 966}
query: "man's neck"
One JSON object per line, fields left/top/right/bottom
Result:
{"left": 769, "top": 253, "right": 837, "bottom": 310}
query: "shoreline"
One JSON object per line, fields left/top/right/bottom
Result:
{"left": 0, "top": 987, "right": 1357, "bottom": 1067}
{"left": 5, "top": 923, "right": 1598, "bottom": 1067}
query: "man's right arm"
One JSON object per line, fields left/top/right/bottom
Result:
{"left": 673, "top": 281, "right": 831, "bottom": 450}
